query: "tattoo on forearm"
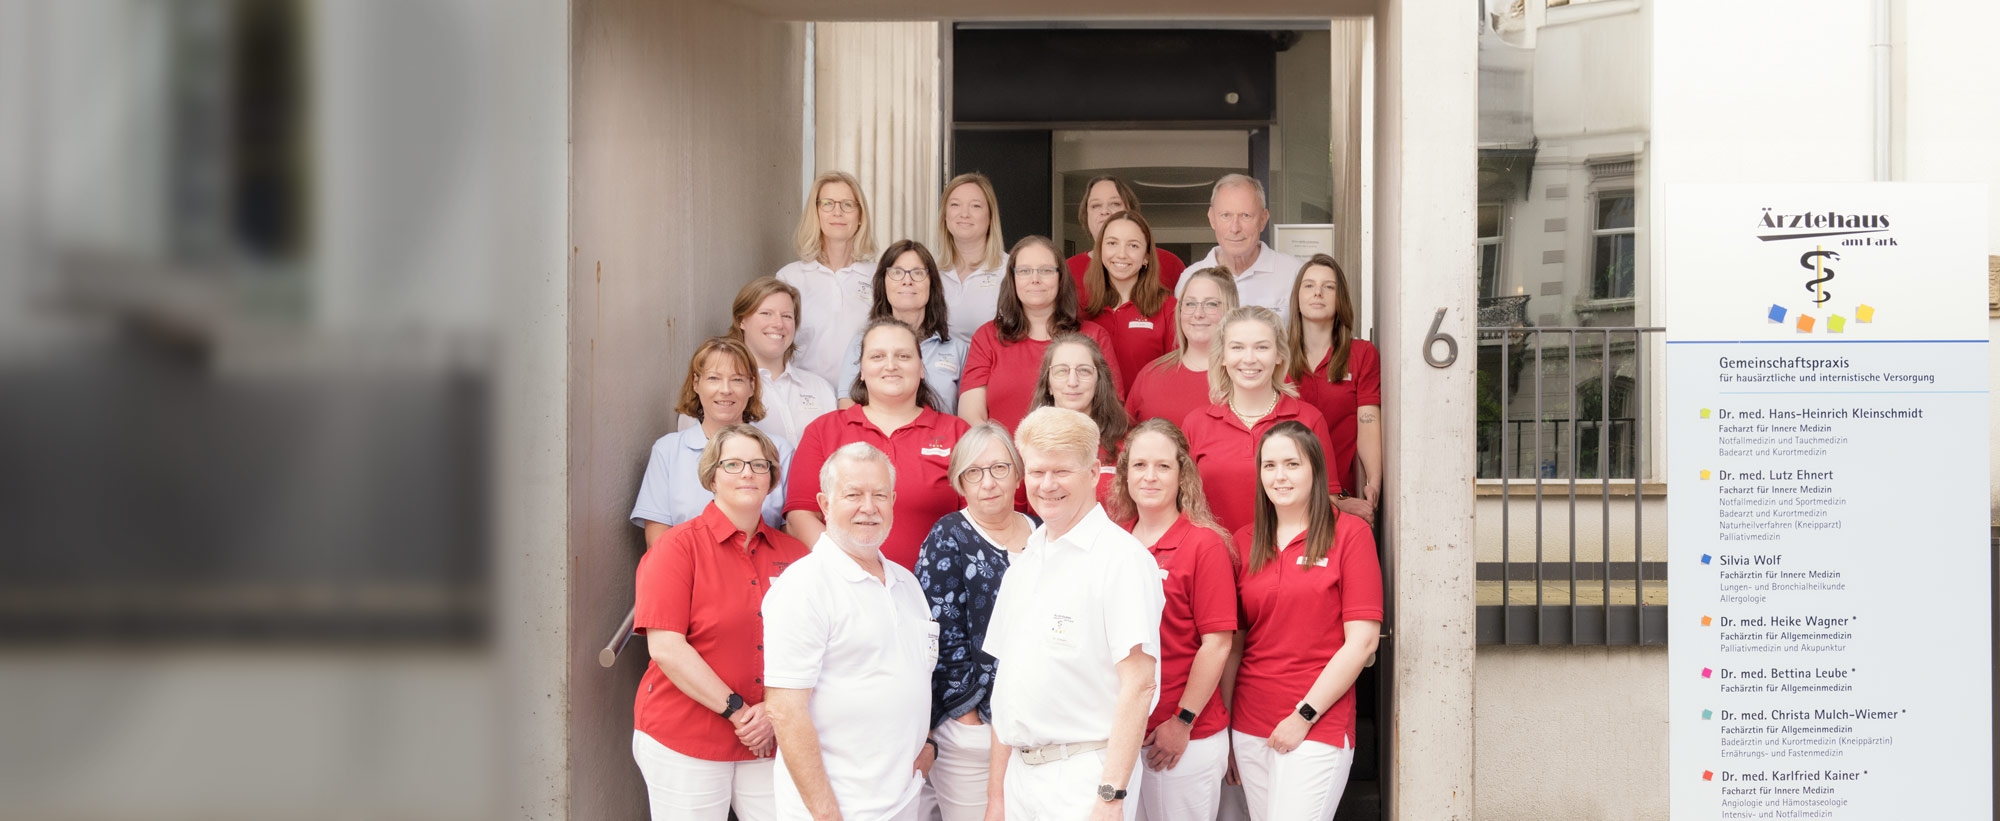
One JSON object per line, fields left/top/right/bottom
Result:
{"left": 1358, "top": 410, "right": 1377, "bottom": 423}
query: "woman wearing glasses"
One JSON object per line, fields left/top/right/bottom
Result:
{"left": 1223, "top": 422, "right": 1382, "bottom": 821}
{"left": 631, "top": 337, "right": 795, "bottom": 550}
{"left": 785, "top": 317, "right": 971, "bottom": 571}
{"left": 1081, "top": 211, "right": 1177, "bottom": 395}
{"left": 837, "top": 240, "right": 969, "bottom": 414}
{"left": 1181, "top": 307, "right": 1335, "bottom": 536}
{"left": 778, "top": 171, "right": 878, "bottom": 388}
{"left": 1125, "top": 268, "right": 1240, "bottom": 429}
{"left": 935, "top": 173, "right": 1010, "bottom": 341}
{"left": 1286, "top": 255, "right": 1382, "bottom": 528}
{"left": 631, "top": 423, "right": 810, "bottom": 821}
{"left": 1066, "top": 175, "right": 1188, "bottom": 293}
{"left": 958, "top": 235, "right": 1121, "bottom": 432}
{"left": 1028, "top": 334, "right": 1129, "bottom": 502}
{"left": 912, "top": 421, "right": 1036, "bottom": 821}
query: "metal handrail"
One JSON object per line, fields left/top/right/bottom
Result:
{"left": 600, "top": 606, "right": 637, "bottom": 667}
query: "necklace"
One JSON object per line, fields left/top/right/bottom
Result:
{"left": 1230, "top": 390, "right": 1278, "bottom": 425}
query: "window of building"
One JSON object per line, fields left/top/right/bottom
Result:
{"left": 1590, "top": 189, "right": 1636, "bottom": 301}
{"left": 1478, "top": 203, "right": 1504, "bottom": 298}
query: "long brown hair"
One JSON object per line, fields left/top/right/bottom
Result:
{"left": 1109, "top": 419, "right": 1232, "bottom": 556}
{"left": 676, "top": 337, "right": 767, "bottom": 423}
{"left": 869, "top": 239, "right": 952, "bottom": 342}
{"left": 1030, "top": 333, "right": 1130, "bottom": 455}
{"left": 1286, "top": 254, "right": 1357, "bottom": 382}
{"left": 847, "top": 318, "right": 944, "bottom": 412}
{"left": 1076, "top": 175, "right": 1143, "bottom": 235}
{"left": 1249, "top": 421, "right": 1337, "bottom": 574}
{"left": 727, "top": 277, "right": 802, "bottom": 366}
{"left": 1082, "top": 210, "right": 1167, "bottom": 318}
{"left": 995, "top": 235, "right": 1083, "bottom": 344}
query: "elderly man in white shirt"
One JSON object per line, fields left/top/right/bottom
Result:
{"left": 983, "top": 407, "right": 1165, "bottom": 821}
{"left": 1179, "top": 173, "right": 1304, "bottom": 318}
{"left": 764, "top": 442, "right": 939, "bottom": 821}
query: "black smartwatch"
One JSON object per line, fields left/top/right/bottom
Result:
{"left": 1097, "top": 784, "right": 1128, "bottom": 802}
{"left": 720, "top": 693, "right": 745, "bottom": 720}
{"left": 1176, "top": 707, "right": 1198, "bottom": 726}
{"left": 1296, "top": 700, "right": 1319, "bottom": 724}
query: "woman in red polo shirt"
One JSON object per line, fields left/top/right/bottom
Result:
{"left": 1109, "top": 419, "right": 1237, "bottom": 821}
{"left": 958, "top": 235, "right": 1119, "bottom": 431}
{"left": 1028, "top": 334, "right": 1129, "bottom": 502}
{"left": 1126, "top": 267, "right": 1238, "bottom": 428}
{"left": 1081, "top": 211, "right": 1177, "bottom": 394}
{"left": 1181, "top": 306, "right": 1336, "bottom": 535}
{"left": 786, "top": 318, "right": 971, "bottom": 570}
{"left": 1225, "top": 421, "right": 1382, "bottom": 821}
{"left": 632, "top": 424, "right": 810, "bottom": 821}
{"left": 1065, "top": 175, "right": 1187, "bottom": 293}
{"left": 1286, "top": 254, "right": 1382, "bottom": 528}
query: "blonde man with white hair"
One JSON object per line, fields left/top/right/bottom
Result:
{"left": 764, "top": 442, "right": 938, "bottom": 821}
{"left": 982, "top": 407, "right": 1165, "bottom": 821}
{"left": 1177, "top": 173, "right": 1304, "bottom": 317}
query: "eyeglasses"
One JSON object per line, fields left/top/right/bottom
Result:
{"left": 817, "top": 198, "right": 859, "bottom": 214}
{"left": 886, "top": 267, "right": 929, "bottom": 283}
{"left": 958, "top": 462, "right": 1014, "bottom": 484}
{"left": 1015, "top": 266, "right": 1062, "bottom": 280}
{"left": 1180, "top": 299, "right": 1227, "bottom": 315}
{"left": 717, "top": 459, "right": 776, "bottom": 475}
{"left": 1049, "top": 364, "right": 1097, "bottom": 382}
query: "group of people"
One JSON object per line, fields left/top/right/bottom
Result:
{"left": 627, "top": 170, "right": 1387, "bottom": 821}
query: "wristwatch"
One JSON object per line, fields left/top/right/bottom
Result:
{"left": 720, "top": 693, "right": 745, "bottom": 720}
{"left": 1176, "top": 707, "right": 1198, "bottom": 726}
{"left": 1097, "top": 784, "right": 1128, "bottom": 802}
{"left": 1295, "top": 700, "right": 1320, "bottom": 724}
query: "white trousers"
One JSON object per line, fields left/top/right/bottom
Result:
{"left": 1135, "top": 732, "right": 1229, "bottom": 821}
{"left": 1229, "top": 730, "right": 1354, "bottom": 821}
{"left": 929, "top": 717, "right": 994, "bottom": 821}
{"left": 1002, "top": 745, "right": 1144, "bottom": 821}
{"left": 632, "top": 729, "right": 777, "bottom": 821}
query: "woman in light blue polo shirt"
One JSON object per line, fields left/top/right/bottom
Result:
{"left": 630, "top": 336, "right": 793, "bottom": 550}
{"left": 838, "top": 239, "right": 969, "bottom": 414}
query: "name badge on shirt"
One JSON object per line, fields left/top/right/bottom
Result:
{"left": 1099, "top": 465, "right": 1117, "bottom": 475}
{"left": 932, "top": 358, "right": 960, "bottom": 375}
{"left": 1045, "top": 613, "right": 1078, "bottom": 649}
{"left": 920, "top": 445, "right": 952, "bottom": 458}
{"left": 925, "top": 621, "right": 941, "bottom": 657}
{"left": 1299, "top": 556, "right": 1331, "bottom": 567}
{"left": 1128, "top": 319, "right": 1154, "bottom": 330}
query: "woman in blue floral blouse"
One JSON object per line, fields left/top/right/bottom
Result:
{"left": 915, "top": 420, "right": 1036, "bottom": 821}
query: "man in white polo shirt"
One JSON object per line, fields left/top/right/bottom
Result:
{"left": 984, "top": 407, "right": 1165, "bottom": 821}
{"left": 1179, "top": 173, "right": 1304, "bottom": 318}
{"left": 764, "top": 442, "right": 938, "bottom": 821}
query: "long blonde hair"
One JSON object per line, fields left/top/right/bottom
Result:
{"left": 935, "top": 173, "right": 1007, "bottom": 274}
{"left": 1207, "top": 306, "right": 1297, "bottom": 405}
{"left": 793, "top": 171, "right": 877, "bottom": 265}
{"left": 1144, "top": 267, "right": 1239, "bottom": 375}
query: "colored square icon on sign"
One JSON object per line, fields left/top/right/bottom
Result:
{"left": 1700, "top": 615, "right": 1712, "bottom": 626}
{"left": 1700, "top": 408, "right": 1711, "bottom": 419}
{"left": 1701, "top": 554, "right": 1713, "bottom": 565}
{"left": 1795, "top": 314, "right": 1816, "bottom": 333}
{"left": 1856, "top": 304, "right": 1875, "bottom": 323}
{"left": 1700, "top": 469, "right": 1711, "bottom": 480}
{"left": 1701, "top": 667, "right": 1713, "bottom": 678}
{"left": 1767, "top": 304, "right": 1787, "bottom": 323}
{"left": 1703, "top": 770, "right": 1714, "bottom": 782}
{"left": 1702, "top": 709, "right": 1714, "bottom": 720}
{"left": 1828, "top": 315, "right": 1846, "bottom": 333}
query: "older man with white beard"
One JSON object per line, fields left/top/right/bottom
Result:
{"left": 982, "top": 407, "right": 1166, "bottom": 821}
{"left": 764, "top": 442, "right": 939, "bottom": 821}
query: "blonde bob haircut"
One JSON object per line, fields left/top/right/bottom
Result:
{"left": 947, "top": 421, "right": 1023, "bottom": 497}
{"left": 1013, "top": 406, "right": 1101, "bottom": 468}
{"left": 935, "top": 173, "right": 1008, "bottom": 274}
{"left": 1206, "top": 306, "right": 1298, "bottom": 405}
{"left": 794, "top": 170, "right": 878, "bottom": 265}
{"left": 676, "top": 336, "right": 768, "bottom": 423}
{"left": 697, "top": 423, "right": 784, "bottom": 493}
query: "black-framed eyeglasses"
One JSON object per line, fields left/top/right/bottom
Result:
{"left": 718, "top": 459, "right": 776, "bottom": 475}
{"left": 886, "top": 267, "right": 929, "bottom": 283}
{"left": 958, "top": 462, "right": 1014, "bottom": 484}
{"left": 817, "top": 198, "right": 859, "bottom": 214}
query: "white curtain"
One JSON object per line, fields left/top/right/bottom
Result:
{"left": 813, "top": 21, "right": 942, "bottom": 255}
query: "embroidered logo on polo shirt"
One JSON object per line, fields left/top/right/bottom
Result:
{"left": 799, "top": 393, "right": 820, "bottom": 409}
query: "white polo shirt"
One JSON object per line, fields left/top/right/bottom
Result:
{"left": 939, "top": 258, "right": 1007, "bottom": 342}
{"left": 756, "top": 366, "right": 838, "bottom": 445}
{"left": 984, "top": 504, "right": 1165, "bottom": 749}
{"left": 1181, "top": 242, "right": 1305, "bottom": 318}
{"left": 778, "top": 258, "right": 877, "bottom": 389}
{"left": 765, "top": 537, "right": 936, "bottom": 821}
